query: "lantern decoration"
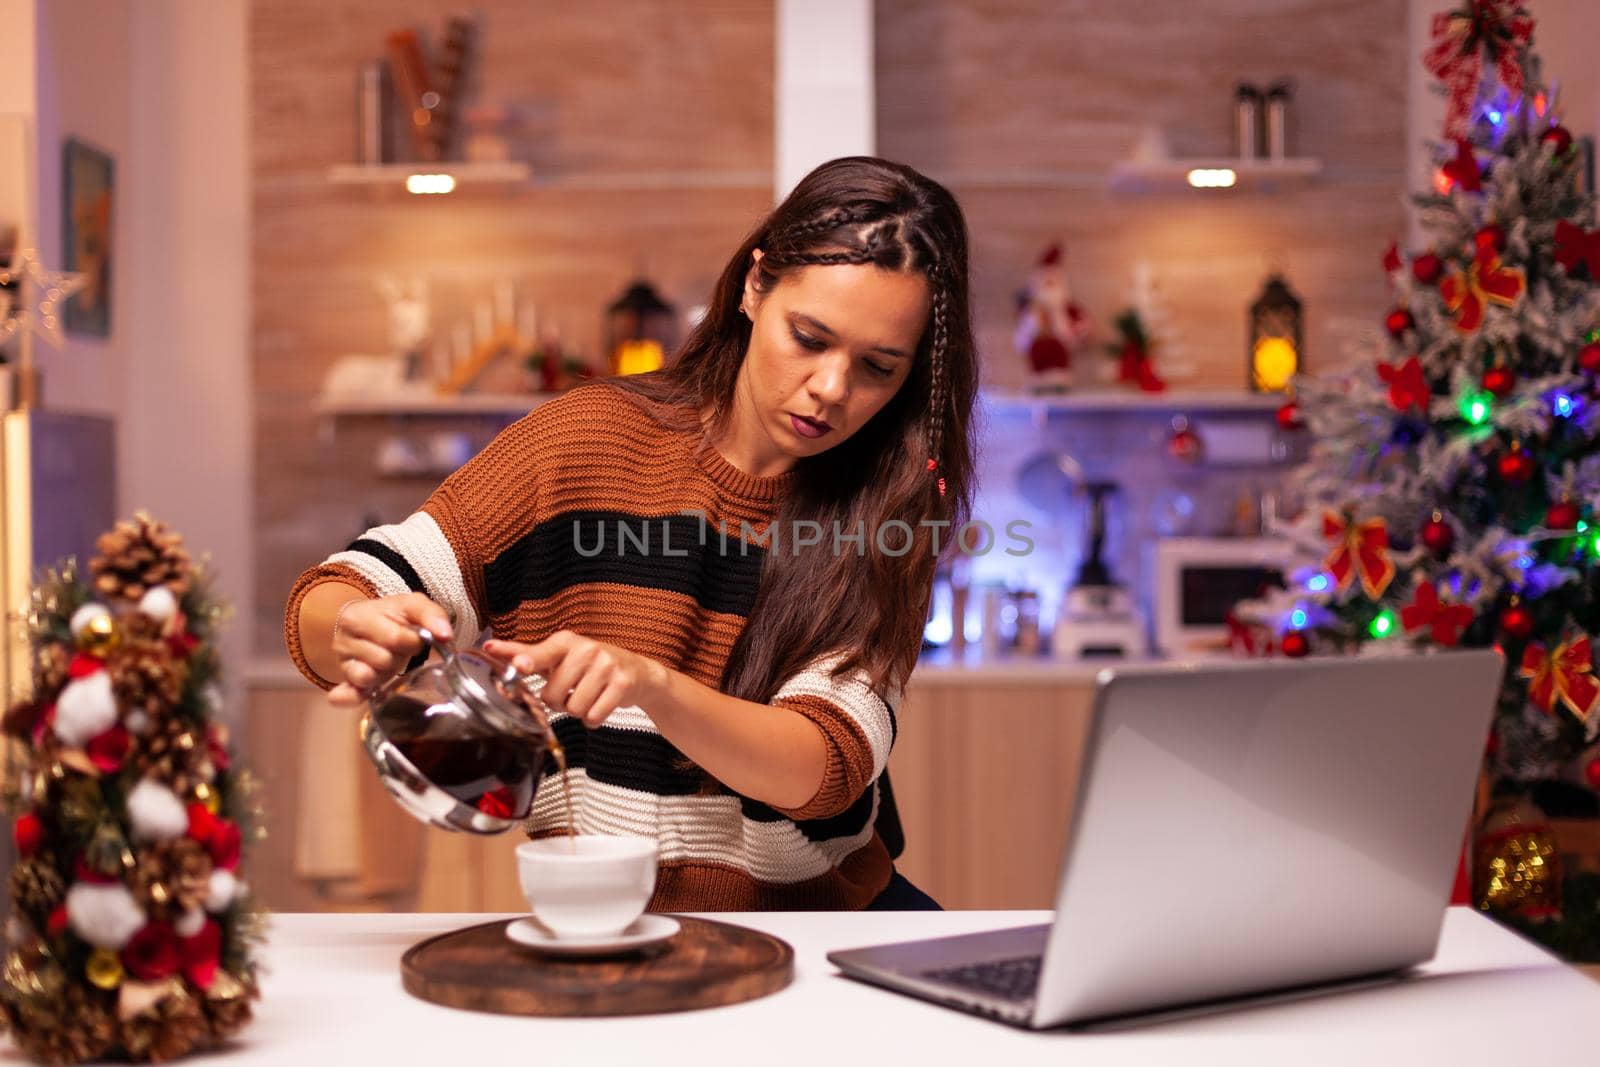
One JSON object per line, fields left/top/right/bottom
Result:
{"left": 604, "top": 278, "right": 676, "bottom": 377}
{"left": 1248, "top": 273, "right": 1303, "bottom": 393}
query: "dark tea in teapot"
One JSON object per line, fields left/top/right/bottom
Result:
{"left": 372, "top": 693, "right": 543, "bottom": 818}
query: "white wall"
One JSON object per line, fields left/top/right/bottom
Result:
{"left": 775, "top": 0, "right": 875, "bottom": 201}
{"left": 9, "top": 0, "right": 252, "bottom": 723}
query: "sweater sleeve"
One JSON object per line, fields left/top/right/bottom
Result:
{"left": 283, "top": 403, "right": 552, "bottom": 689}
{"left": 766, "top": 654, "right": 900, "bottom": 821}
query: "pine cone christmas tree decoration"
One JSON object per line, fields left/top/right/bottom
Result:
{"left": 118, "top": 985, "right": 209, "bottom": 1063}
{"left": 8, "top": 860, "right": 65, "bottom": 922}
{"left": 131, "top": 715, "right": 204, "bottom": 797}
{"left": 89, "top": 512, "right": 192, "bottom": 604}
{"left": 33, "top": 642, "right": 72, "bottom": 703}
{"left": 129, "top": 840, "right": 212, "bottom": 920}
{"left": 108, "top": 637, "right": 186, "bottom": 719}
{"left": 4, "top": 983, "right": 116, "bottom": 1066}
{"left": 201, "top": 973, "right": 255, "bottom": 1041}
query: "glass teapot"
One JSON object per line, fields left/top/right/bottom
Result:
{"left": 357, "top": 628, "right": 563, "bottom": 834}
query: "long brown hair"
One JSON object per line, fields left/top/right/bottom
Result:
{"left": 610, "top": 156, "right": 978, "bottom": 702}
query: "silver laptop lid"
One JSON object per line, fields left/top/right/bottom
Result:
{"left": 1032, "top": 650, "right": 1503, "bottom": 1028}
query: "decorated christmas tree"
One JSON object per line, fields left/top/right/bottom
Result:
{"left": 0, "top": 513, "right": 261, "bottom": 1063}
{"left": 1240, "top": 0, "right": 1600, "bottom": 954}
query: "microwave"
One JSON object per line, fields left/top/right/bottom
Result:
{"left": 1150, "top": 537, "right": 1295, "bottom": 657}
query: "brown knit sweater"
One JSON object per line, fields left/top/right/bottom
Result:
{"left": 285, "top": 383, "right": 897, "bottom": 910}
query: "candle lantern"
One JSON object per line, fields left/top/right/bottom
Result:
{"left": 1248, "top": 273, "right": 1302, "bottom": 393}
{"left": 605, "top": 278, "right": 675, "bottom": 376}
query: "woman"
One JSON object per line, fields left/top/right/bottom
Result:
{"left": 285, "top": 156, "right": 978, "bottom": 910}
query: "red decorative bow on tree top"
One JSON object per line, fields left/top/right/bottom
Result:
{"left": 1377, "top": 356, "right": 1431, "bottom": 413}
{"left": 1422, "top": 0, "right": 1535, "bottom": 139}
{"left": 1554, "top": 220, "right": 1600, "bottom": 280}
{"left": 1323, "top": 511, "right": 1396, "bottom": 599}
{"left": 1519, "top": 635, "right": 1600, "bottom": 723}
{"left": 1440, "top": 248, "right": 1526, "bottom": 333}
{"left": 1401, "top": 582, "right": 1475, "bottom": 646}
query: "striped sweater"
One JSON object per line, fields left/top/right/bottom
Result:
{"left": 284, "top": 383, "right": 899, "bottom": 910}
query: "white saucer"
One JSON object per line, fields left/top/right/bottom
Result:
{"left": 505, "top": 914, "right": 681, "bottom": 957}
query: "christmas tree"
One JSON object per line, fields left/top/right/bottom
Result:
{"left": 0, "top": 513, "right": 261, "bottom": 1063}
{"left": 1241, "top": 0, "right": 1600, "bottom": 955}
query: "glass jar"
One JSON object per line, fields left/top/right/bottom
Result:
{"left": 358, "top": 628, "right": 562, "bottom": 834}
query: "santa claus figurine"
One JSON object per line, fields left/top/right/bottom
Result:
{"left": 1014, "top": 244, "right": 1091, "bottom": 391}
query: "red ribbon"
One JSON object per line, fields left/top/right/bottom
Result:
{"left": 1554, "top": 220, "right": 1600, "bottom": 279}
{"left": 1519, "top": 636, "right": 1600, "bottom": 723}
{"left": 1440, "top": 250, "right": 1526, "bottom": 333}
{"left": 1422, "top": 1, "right": 1534, "bottom": 139}
{"left": 1440, "top": 140, "right": 1483, "bottom": 193}
{"left": 1323, "top": 511, "right": 1396, "bottom": 599}
{"left": 1377, "top": 356, "right": 1431, "bottom": 413}
{"left": 1400, "top": 582, "right": 1474, "bottom": 646}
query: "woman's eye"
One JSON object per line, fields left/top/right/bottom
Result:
{"left": 864, "top": 361, "right": 895, "bottom": 379}
{"left": 790, "top": 328, "right": 826, "bottom": 351}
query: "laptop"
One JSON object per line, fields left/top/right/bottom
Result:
{"left": 828, "top": 650, "right": 1504, "bottom": 1029}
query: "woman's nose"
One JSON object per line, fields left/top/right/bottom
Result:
{"left": 807, "top": 355, "right": 850, "bottom": 406}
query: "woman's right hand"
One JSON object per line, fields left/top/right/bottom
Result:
{"left": 327, "top": 593, "right": 453, "bottom": 708}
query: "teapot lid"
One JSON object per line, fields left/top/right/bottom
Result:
{"left": 420, "top": 628, "right": 551, "bottom": 739}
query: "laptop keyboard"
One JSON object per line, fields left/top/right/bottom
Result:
{"left": 920, "top": 954, "right": 1042, "bottom": 1003}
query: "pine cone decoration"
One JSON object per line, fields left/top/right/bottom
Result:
{"left": 128, "top": 840, "right": 211, "bottom": 920}
{"left": 108, "top": 637, "right": 186, "bottom": 719}
{"left": 9, "top": 860, "right": 65, "bottom": 922}
{"left": 131, "top": 715, "right": 204, "bottom": 796}
{"left": 2, "top": 984, "right": 116, "bottom": 1066}
{"left": 33, "top": 642, "right": 72, "bottom": 702}
{"left": 118, "top": 985, "right": 209, "bottom": 1063}
{"left": 201, "top": 975, "right": 255, "bottom": 1041}
{"left": 89, "top": 512, "right": 192, "bottom": 604}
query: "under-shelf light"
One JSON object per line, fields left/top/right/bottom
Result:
{"left": 406, "top": 173, "right": 457, "bottom": 195}
{"left": 1186, "top": 167, "right": 1238, "bottom": 189}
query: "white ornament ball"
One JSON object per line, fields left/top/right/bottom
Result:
{"left": 205, "top": 869, "right": 238, "bottom": 914}
{"left": 66, "top": 883, "right": 145, "bottom": 950}
{"left": 175, "top": 907, "right": 207, "bottom": 938}
{"left": 201, "top": 684, "right": 224, "bottom": 717}
{"left": 55, "top": 672, "right": 118, "bottom": 747}
{"left": 69, "top": 603, "right": 112, "bottom": 641}
{"left": 127, "top": 779, "right": 188, "bottom": 843}
{"left": 125, "top": 709, "right": 153, "bottom": 736}
{"left": 137, "top": 586, "right": 179, "bottom": 626}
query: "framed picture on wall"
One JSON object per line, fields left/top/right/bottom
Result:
{"left": 61, "top": 138, "right": 113, "bottom": 338}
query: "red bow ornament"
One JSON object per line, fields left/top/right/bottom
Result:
{"left": 1400, "top": 582, "right": 1475, "bottom": 646}
{"left": 1323, "top": 512, "right": 1396, "bottom": 599}
{"left": 1519, "top": 636, "right": 1600, "bottom": 723}
{"left": 1377, "top": 356, "right": 1431, "bottom": 413}
{"left": 1554, "top": 220, "right": 1600, "bottom": 280}
{"left": 1439, "top": 139, "right": 1483, "bottom": 194}
{"left": 1440, "top": 249, "right": 1526, "bottom": 333}
{"left": 1422, "top": 0, "right": 1535, "bottom": 139}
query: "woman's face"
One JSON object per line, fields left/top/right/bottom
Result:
{"left": 732, "top": 249, "right": 931, "bottom": 472}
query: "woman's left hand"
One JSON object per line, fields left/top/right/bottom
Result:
{"left": 484, "top": 631, "right": 670, "bottom": 729}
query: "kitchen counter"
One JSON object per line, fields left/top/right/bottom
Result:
{"left": 88, "top": 908, "right": 1597, "bottom": 1065}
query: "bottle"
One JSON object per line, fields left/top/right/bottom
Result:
{"left": 1265, "top": 79, "right": 1293, "bottom": 160}
{"left": 1234, "top": 83, "right": 1262, "bottom": 159}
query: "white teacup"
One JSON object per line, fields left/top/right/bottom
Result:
{"left": 516, "top": 835, "right": 658, "bottom": 938}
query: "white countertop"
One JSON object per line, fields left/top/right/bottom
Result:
{"left": 102, "top": 908, "right": 1598, "bottom": 1065}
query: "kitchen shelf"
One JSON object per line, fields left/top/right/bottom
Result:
{"left": 314, "top": 391, "right": 555, "bottom": 417}
{"left": 326, "top": 161, "right": 533, "bottom": 191}
{"left": 981, "top": 387, "right": 1285, "bottom": 414}
{"left": 1109, "top": 156, "right": 1322, "bottom": 193}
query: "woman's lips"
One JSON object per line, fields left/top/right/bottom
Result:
{"left": 789, "top": 414, "right": 831, "bottom": 439}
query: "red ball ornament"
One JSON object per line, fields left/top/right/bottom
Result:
{"left": 1384, "top": 308, "right": 1415, "bottom": 338}
{"left": 1275, "top": 401, "right": 1304, "bottom": 431}
{"left": 1421, "top": 513, "right": 1455, "bottom": 555}
{"left": 1166, "top": 417, "right": 1203, "bottom": 464}
{"left": 1542, "top": 125, "right": 1574, "bottom": 156}
{"left": 46, "top": 904, "right": 68, "bottom": 939}
{"left": 1546, "top": 499, "right": 1582, "bottom": 530}
{"left": 13, "top": 813, "right": 42, "bottom": 859}
{"left": 1580, "top": 342, "right": 1600, "bottom": 374}
{"left": 1281, "top": 631, "right": 1310, "bottom": 658}
{"left": 1475, "top": 224, "right": 1506, "bottom": 258}
{"left": 1497, "top": 446, "right": 1536, "bottom": 484}
{"left": 1500, "top": 603, "right": 1534, "bottom": 641}
{"left": 122, "top": 923, "right": 182, "bottom": 982}
{"left": 1481, "top": 365, "right": 1515, "bottom": 399}
{"left": 1412, "top": 252, "right": 1444, "bottom": 285}
{"left": 1586, "top": 757, "right": 1600, "bottom": 790}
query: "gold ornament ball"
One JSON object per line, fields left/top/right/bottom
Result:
{"left": 85, "top": 949, "right": 123, "bottom": 990}
{"left": 1475, "top": 800, "right": 1563, "bottom": 919}
{"left": 194, "top": 782, "right": 221, "bottom": 815}
{"left": 75, "top": 612, "right": 121, "bottom": 658}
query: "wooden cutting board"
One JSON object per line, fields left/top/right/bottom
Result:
{"left": 400, "top": 916, "right": 795, "bottom": 1016}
